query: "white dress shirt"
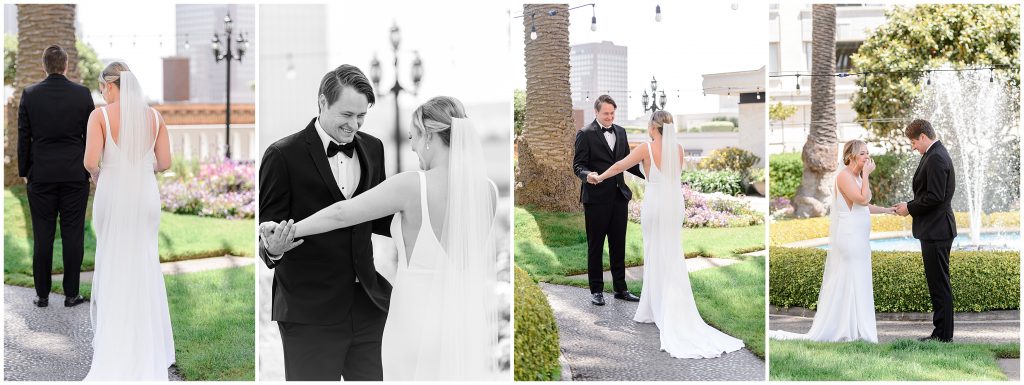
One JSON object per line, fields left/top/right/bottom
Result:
{"left": 599, "top": 120, "right": 616, "bottom": 150}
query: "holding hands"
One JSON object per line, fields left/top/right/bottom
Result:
{"left": 260, "top": 219, "right": 304, "bottom": 256}
{"left": 893, "top": 202, "right": 910, "bottom": 217}
{"left": 586, "top": 172, "right": 600, "bottom": 185}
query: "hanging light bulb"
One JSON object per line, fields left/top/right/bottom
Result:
{"left": 585, "top": 92, "right": 590, "bottom": 103}
{"left": 530, "top": 14, "right": 538, "bottom": 40}
{"left": 795, "top": 74, "right": 801, "bottom": 91}
{"left": 591, "top": 15, "right": 597, "bottom": 31}
{"left": 184, "top": 34, "right": 191, "bottom": 50}
{"left": 990, "top": 68, "right": 995, "bottom": 83}
{"left": 655, "top": 5, "right": 662, "bottom": 22}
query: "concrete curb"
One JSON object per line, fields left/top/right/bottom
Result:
{"left": 770, "top": 306, "right": 1019, "bottom": 322}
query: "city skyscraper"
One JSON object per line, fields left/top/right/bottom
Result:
{"left": 570, "top": 40, "right": 627, "bottom": 125}
{"left": 175, "top": 4, "right": 255, "bottom": 103}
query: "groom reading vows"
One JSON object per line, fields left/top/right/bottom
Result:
{"left": 894, "top": 119, "right": 957, "bottom": 342}
{"left": 18, "top": 45, "right": 93, "bottom": 308}
{"left": 259, "top": 64, "right": 393, "bottom": 380}
{"left": 573, "top": 95, "right": 643, "bottom": 306}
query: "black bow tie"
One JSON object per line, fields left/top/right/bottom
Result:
{"left": 326, "top": 141, "right": 355, "bottom": 158}
{"left": 601, "top": 126, "right": 615, "bottom": 134}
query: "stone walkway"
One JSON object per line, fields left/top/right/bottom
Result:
{"left": 5, "top": 255, "right": 251, "bottom": 381}
{"left": 540, "top": 282, "right": 764, "bottom": 381}
{"left": 565, "top": 257, "right": 741, "bottom": 282}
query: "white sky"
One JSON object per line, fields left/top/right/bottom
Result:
{"left": 322, "top": 1, "right": 513, "bottom": 105}
{"left": 511, "top": 0, "right": 767, "bottom": 117}
{"left": 76, "top": 2, "right": 177, "bottom": 100}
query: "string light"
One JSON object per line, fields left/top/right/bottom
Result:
{"left": 769, "top": 65, "right": 1015, "bottom": 80}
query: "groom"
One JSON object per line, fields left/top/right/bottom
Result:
{"left": 894, "top": 119, "right": 956, "bottom": 342}
{"left": 259, "top": 64, "right": 393, "bottom": 380}
{"left": 18, "top": 45, "right": 93, "bottom": 308}
{"left": 573, "top": 95, "right": 643, "bottom": 306}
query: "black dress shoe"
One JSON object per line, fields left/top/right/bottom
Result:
{"left": 64, "top": 295, "right": 85, "bottom": 307}
{"left": 614, "top": 290, "right": 640, "bottom": 302}
{"left": 33, "top": 297, "right": 48, "bottom": 307}
{"left": 591, "top": 293, "right": 606, "bottom": 306}
{"left": 918, "top": 335, "right": 951, "bottom": 343}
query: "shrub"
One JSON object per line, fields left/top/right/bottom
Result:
{"left": 160, "top": 160, "right": 255, "bottom": 219}
{"left": 749, "top": 167, "right": 766, "bottom": 184}
{"left": 769, "top": 247, "right": 1020, "bottom": 312}
{"left": 699, "top": 147, "right": 760, "bottom": 174}
{"left": 698, "top": 121, "right": 737, "bottom": 132}
{"left": 514, "top": 266, "right": 561, "bottom": 381}
{"left": 628, "top": 185, "right": 764, "bottom": 228}
{"left": 768, "top": 151, "right": 918, "bottom": 206}
{"left": 681, "top": 170, "right": 743, "bottom": 196}
{"left": 769, "top": 152, "right": 803, "bottom": 200}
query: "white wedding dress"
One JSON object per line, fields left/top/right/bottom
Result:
{"left": 633, "top": 141, "right": 745, "bottom": 358}
{"left": 380, "top": 118, "right": 500, "bottom": 380}
{"left": 85, "top": 90, "right": 175, "bottom": 379}
{"left": 769, "top": 175, "right": 877, "bottom": 343}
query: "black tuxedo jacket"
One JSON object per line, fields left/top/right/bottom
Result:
{"left": 908, "top": 141, "right": 957, "bottom": 241}
{"left": 18, "top": 74, "right": 94, "bottom": 183}
{"left": 573, "top": 120, "right": 644, "bottom": 204}
{"left": 259, "top": 118, "right": 393, "bottom": 325}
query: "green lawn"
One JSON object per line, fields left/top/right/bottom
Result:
{"left": 770, "top": 339, "right": 1019, "bottom": 381}
{"left": 167, "top": 265, "right": 255, "bottom": 381}
{"left": 514, "top": 206, "right": 765, "bottom": 277}
{"left": 4, "top": 186, "right": 255, "bottom": 295}
{"left": 514, "top": 205, "right": 766, "bottom": 357}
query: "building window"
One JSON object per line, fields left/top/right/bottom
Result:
{"left": 835, "top": 41, "right": 861, "bottom": 72}
{"left": 769, "top": 42, "right": 780, "bottom": 74}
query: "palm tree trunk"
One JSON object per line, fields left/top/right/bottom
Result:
{"left": 793, "top": 4, "right": 839, "bottom": 218}
{"left": 515, "top": 4, "right": 579, "bottom": 212}
{"left": 5, "top": 4, "right": 80, "bottom": 186}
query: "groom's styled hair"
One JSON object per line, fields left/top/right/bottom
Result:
{"left": 904, "top": 119, "right": 936, "bottom": 140}
{"left": 318, "top": 64, "right": 375, "bottom": 112}
{"left": 594, "top": 94, "right": 616, "bottom": 111}
{"left": 42, "top": 45, "right": 68, "bottom": 75}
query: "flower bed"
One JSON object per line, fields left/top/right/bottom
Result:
{"left": 160, "top": 160, "right": 255, "bottom": 219}
{"left": 628, "top": 184, "right": 764, "bottom": 228}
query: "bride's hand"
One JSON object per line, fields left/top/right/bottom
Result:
{"left": 862, "top": 158, "right": 876, "bottom": 176}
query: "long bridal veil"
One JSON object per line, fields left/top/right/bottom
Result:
{"left": 439, "top": 116, "right": 501, "bottom": 379}
{"left": 117, "top": 71, "right": 156, "bottom": 164}
{"left": 656, "top": 114, "right": 683, "bottom": 242}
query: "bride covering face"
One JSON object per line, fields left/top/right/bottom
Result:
{"left": 837, "top": 140, "right": 895, "bottom": 215}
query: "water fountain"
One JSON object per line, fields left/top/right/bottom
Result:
{"left": 912, "top": 66, "right": 1020, "bottom": 249}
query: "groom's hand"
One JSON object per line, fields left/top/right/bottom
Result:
{"left": 261, "top": 219, "right": 304, "bottom": 257}
{"left": 893, "top": 203, "right": 909, "bottom": 216}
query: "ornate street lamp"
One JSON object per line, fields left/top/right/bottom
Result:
{"left": 211, "top": 12, "right": 249, "bottom": 160}
{"left": 641, "top": 75, "right": 667, "bottom": 113}
{"left": 369, "top": 22, "right": 423, "bottom": 172}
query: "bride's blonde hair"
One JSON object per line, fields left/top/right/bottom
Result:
{"left": 100, "top": 61, "right": 130, "bottom": 88}
{"left": 412, "top": 96, "right": 467, "bottom": 147}
{"left": 842, "top": 139, "right": 867, "bottom": 165}
{"left": 650, "top": 110, "right": 674, "bottom": 135}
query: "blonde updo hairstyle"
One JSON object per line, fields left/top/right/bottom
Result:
{"left": 650, "top": 110, "right": 674, "bottom": 135}
{"left": 411, "top": 96, "right": 468, "bottom": 147}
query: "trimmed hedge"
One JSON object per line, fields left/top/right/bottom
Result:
{"left": 769, "top": 247, "right": 1020, "bottom": 312}
{"left": 769, "top": 211, "right": 1021, "bottom": 245}
{"left": 514, "top": 266, "right": 561, "bottom": 381}
{"left": 681, "top": 170, "right": 743, "bottom": 196}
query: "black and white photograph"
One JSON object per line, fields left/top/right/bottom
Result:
{"left": 256, "top": 1, "right": 513, "bottom": 381}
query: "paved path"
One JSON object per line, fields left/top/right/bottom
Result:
{"left": 769, "top": 311, "right": 1020, "bottom": 344}
{"left": 4, "top": 256, "right": 251, "bottom": 381}
{"left": 565, "top": 257, "right": 741, "bottom": 283}
{"left": 540, "top": 282, "right": 764, "bottom": 381}
{"left": 4, "top": 285, "right": 183, "bottom": 381}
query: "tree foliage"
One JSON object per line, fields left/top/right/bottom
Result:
{"left": 513, "top": 88, "right": 525, "bottom": 139}
{"left": 851, "top": 4, "right": 1020, "bottom": 149}
{"left": 3, "top": 34, "right": 102, "bottom": 91}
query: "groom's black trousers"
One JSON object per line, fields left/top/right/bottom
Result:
{"left": 584, "top": 199, "right": 629, "bottom": 294}
{"left": 277, "top": 283, "right": 387, "bottom": 381}
{"left": 27, "top": 181, "right": 89, "bottom": 299}
{"left": 921, "top": 238, "right": 954, "bottom": 340}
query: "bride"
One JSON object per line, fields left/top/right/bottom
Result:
{"left": 82, "top": 62, "right": 175, "bottom": 379}
{"left": 594, "top": 111, "right": 744, "bottom": 358}
{"left": 262, "top": 96, "right": 502, "bottom": 380}
{"left": 769, "top": 139, "right": 892, "bottom": 343}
